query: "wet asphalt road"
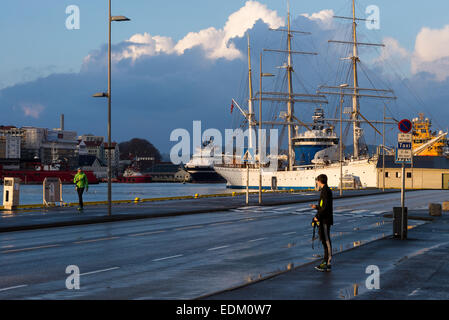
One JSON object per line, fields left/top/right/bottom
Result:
{"left": 0, "top": 190, "right": 445, "bottom": 299}
{"left": 0, "top": 189, "right": 387, "bottom": 231}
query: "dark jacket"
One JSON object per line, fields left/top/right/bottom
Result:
{"left": 315, "top": 184, "right": 333, "bottom": 225}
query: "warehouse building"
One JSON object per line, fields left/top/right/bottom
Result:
{"left": 377, "top": 155, "right": 449, "bottom": 189}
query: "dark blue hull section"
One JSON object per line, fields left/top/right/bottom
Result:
{"left": 294, "top": 145, "right": 330, "bottom": 165}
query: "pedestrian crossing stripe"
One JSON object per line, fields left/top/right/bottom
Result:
{"left": 273, "top": 207, "right": 294, "bottom": 211}
{"left": 372, "top": 210, "right": 387, "bottom": 214}
{"left": 349, "top": 210, "right": 368, "bottom": 214}
{"left": 231, "top": 207, "right": 387, "bottom": 218}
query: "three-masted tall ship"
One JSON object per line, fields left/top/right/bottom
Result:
{"left": 214, "top": 0, "right": 399, "bottom": 190}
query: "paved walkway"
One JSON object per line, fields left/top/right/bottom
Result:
{"left": 204, "top": 211, "right": 449, "bottom": 300}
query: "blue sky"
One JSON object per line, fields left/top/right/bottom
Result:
{"left": 1, "top": 1, "right": 449, "bottom": 153}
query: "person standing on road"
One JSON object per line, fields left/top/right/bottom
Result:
{"left": 310, "top": 174, "right": 333, "bottom": 272}
{"left": 74, "top": 168, "right": 88, "bottom": 211}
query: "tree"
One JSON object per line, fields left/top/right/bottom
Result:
{"left": 119, "top": 138, "right": 162, "bottom": 165}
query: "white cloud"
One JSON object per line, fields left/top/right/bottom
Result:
{"left": 112, "top": 1, "right": 284, "bottom": 62}
{"left": 301, "top": 9, "right": 334, "bottom": 29}
{"left": 21, "top": 103, "right": 45, "bottom": 119}
{"left": 370, "top": 26, "right": 449, "bottom": 81}
{"left": 83, "top": 3, "right": 345, "bottom": 66}
{"left": 377, "top": 37, "right": 410, "bottom": 61}
{"left": 414, "top": 25, "right": 449, "bottom": 62}
{"left": 411, "top": 25, "right": 449, "bottom": 81}
{"left": 114, "top": 33, "right": 175, "bottom": 62}
{"left": 82, "top": 3, "right": 357, "bottom": 68}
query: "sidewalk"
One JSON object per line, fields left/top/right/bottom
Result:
{"left": 204, "top": 211, "right": 449, "bottom": 300}
{"left": 0, "top": 189, "right": 394, "bottom": 233}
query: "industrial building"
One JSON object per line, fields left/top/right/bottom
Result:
{"left": 377, "top": 156, "right": 449, "bottom": 189}
{"left": 0, "top": 126, "right": 23, "bottom": 160}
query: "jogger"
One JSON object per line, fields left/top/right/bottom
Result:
{"left": 74, "top": 168, "right": 89, "bottom": 210}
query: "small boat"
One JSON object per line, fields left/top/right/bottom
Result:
{"left": 185, "top": 138, "right": 226, "bottom": 183}
{"left": 116, "top": 166, "right": 152, "bottom": 183}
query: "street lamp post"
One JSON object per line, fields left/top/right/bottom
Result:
{"left": 383, "top": 113, "right": 394, "bottom": 192}
{"left": 93, "top": 1, "right": 130, "bottom": 216}
{"left": 258, "top": 53, "right": 274, "bottom": 204}
{"left": 383, "top": 105, "right": 386, "bottom": 192}
{"left": 339, "top": 84, "right": 349, "bottom": 197}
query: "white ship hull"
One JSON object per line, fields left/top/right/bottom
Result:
{"left": 214, "top": 158, "right": 378, "bottom": 190}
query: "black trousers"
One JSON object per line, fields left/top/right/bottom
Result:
{"left": 318, "top": 223, "right": 332, "bottom": 265}
{"left": 77, "top": 187, "right": 85, "bottom": 208}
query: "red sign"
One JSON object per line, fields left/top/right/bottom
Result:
{"left": 398, "top": 119, "right": 412, "bottom": 133}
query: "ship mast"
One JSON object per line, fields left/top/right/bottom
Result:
{"left": 286, "top": 6, "right": 295, "bottom": 171}
{"left": 261, "top": 4, "right": 328, "bottom": 170}
{"left": 351, "top": 0, "right": 361, "bottom": 158}
{"left": 318, "top": 0, "right": 397, "bottom": 159}
{"left": 247, "top": 34, "right": 255, "bottom": 151}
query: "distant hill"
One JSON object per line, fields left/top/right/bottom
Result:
{"left": 119, "top": 138, "right": 162, "bottom": 163}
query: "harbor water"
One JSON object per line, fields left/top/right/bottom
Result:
{"left": 0, "top": 183, "right": 230, "bottom": 205}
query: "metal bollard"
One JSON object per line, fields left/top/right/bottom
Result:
{"left": 393, "top": 207, "right": 407, "bottom": 239}
{"left": 429, "top": 203, "right": 442, "bottom": 217}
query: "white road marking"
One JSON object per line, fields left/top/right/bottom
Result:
{"left": 174, "top": 225, "right": 204, "bottom": 231}
{"left": 152, "top": 254, "right": 183, "bottom": 262}
{"left": 350, "top": 210, "right": 368, "bottom": 214}
{"left": 257, "top": 210, "right": 278, "bottom": 214}
{"left": 282, "top": 232, "right": 297, "bottom": 236}
{"left": 0, "top": 284, "right": 28, "bottom": 292}
{"left": 292, "top": 211, "right": 312, "bottom": 215}
{"left": 80, "top": 267, "right": 120, "bottom": 276}
{"left": 2, "top": 244, "right": 60, "bottom": 254}
{"left": 236, "top": 206, "right": 261, "bottom": 211}
{"left": 249, "top": 237, "right": 267, "bottom": 242}
{"left": 295, "top": 208, "right": 310, "bottom": 212}
{"left": 274, "top": 207, "right": 294, "bottom": 211}
{"left": 74, "top": 237, "right": 119, "bottom": 244}
{"left": 210, "top": 221, "right": 234, "bottom": 226}
{"left": 208, "top": 245, "right": 230, "bottom": 251}
{"left": 258, "top": 206, "right": 276, "bottom": 211}
{"left": 372, "top": 210, "right": 387, "bottom": 214}
{"left": 129, "top": 230, "right": 166, "bottom": 237}
{"left": 408, "top": 288, "right": 421, "bottom": 296}
{"left": 240, "top": 218, "right": 256, "bottom": 222}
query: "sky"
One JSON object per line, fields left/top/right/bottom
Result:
{"left": 1, "top": 0, "right": 449, "bottom": 153}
